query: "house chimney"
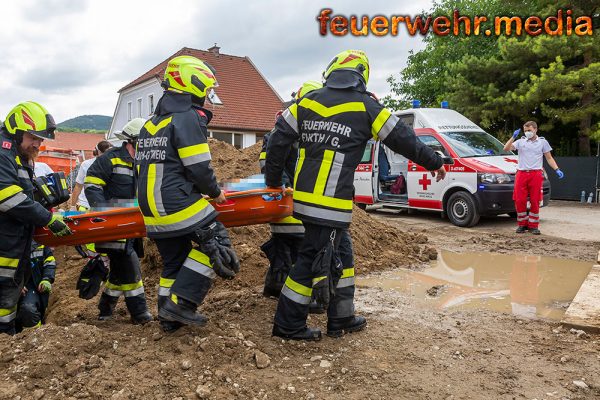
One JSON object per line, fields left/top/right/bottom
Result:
{"left": 208, "top": 43, "right": 220, "bottom": 55}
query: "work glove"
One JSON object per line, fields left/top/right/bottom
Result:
{"left": 512, "top": 129, "right": 521, "bottom": 140}
{"left": 310, "top": 232, "right": 343, "bottom": 308}
{"left": 46, "top": 214, "right": 73, "bottom": 237}
{"left": 38, "top": 280, "right": 52, "bottom": 294}
{"left": 193, "top": 222, "right": 240, "bottom": 280}
{"left": 555, "top": 169, "right": 564, "bottom": 179}
{"left": 76, "top": 256, "right": 109, "bottom": 300}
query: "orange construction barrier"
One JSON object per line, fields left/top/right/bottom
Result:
{"left": 33, "top": 188, "right": 293, "bottom": 247}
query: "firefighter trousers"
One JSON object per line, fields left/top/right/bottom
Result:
{"left": 514, "top": 170, "right": 543, "bottom": 229}
{"left": 154, "top": 233, "right": 213, "bottom": 310}
{"left": 274, "top": 223, "right": 355, "bottom": 331}
{"left": 0, "top": 236, "right": 32, "bottom": 335}
{"left": 98, "top": 241, "right": 148, "bottom": 318}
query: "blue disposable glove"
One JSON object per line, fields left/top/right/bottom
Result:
{"left": 512, "top": 129, "right": 521, "bottom": 139}
{"left": 555, "top": 169, "right": 564, "bottom": 179}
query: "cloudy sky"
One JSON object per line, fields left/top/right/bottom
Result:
{"left": 0, "top": 0, "right": 433, "bottom": 123}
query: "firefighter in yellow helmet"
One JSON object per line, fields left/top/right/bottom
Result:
{"left": 265, "top": 50, "right": 446, "bottom": 340}
{"left": 0, "top": 102, "right": 72, "bottom": 335}
{"left": 260, "top": 80, "right": 322, "bottom": 300}
{"left": 136, "top": 55, "right": 239, "bottom": 332}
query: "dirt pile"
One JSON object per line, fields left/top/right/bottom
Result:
{"left": 0, "top": 138, "right": 439, "bottom": 400}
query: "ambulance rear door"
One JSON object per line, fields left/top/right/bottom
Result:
{"left": 353, "top": 140, "right": 377, "bottom": 206}
{"left": 407, "top": 133, "right": 448, "bottom": 210}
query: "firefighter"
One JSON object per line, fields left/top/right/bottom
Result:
{"left": 16, "top": 241, "right": 56, "bottom": 330}
{"left": 260, "top": 81, "right": 322, "bottom": 299}
{"left": 0, "top": 101, "right": 72, "bottom": 335}
{"left": 136, "top": 55, "right": 239, "bottom": 333}
{"left": 265, "top": 50, "right": 446, "bottom": 340}
{"left": 84, "top": 118, "right": 152, "bottom": 325}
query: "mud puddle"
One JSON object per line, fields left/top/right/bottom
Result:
{"left": 357, "top": 250, "right": 593, "bottom": 320}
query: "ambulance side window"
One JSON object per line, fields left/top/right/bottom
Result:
{"left": 360, "top": 142, "right": 373, "bottom": 163}
{"left": 418, "top": 135, "right": 449, "bottom": 156}
{"left": 397, "top": 113, "right": 414, "bottom": 129}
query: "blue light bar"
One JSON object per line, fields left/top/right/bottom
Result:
{"left": 441, "top": 100, "right": 449, "bottom": 109}
{"left": 412, "top": 99, "right": 421, "bottom": 108}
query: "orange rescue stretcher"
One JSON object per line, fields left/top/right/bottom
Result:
{"left": 33, "top": 188, "right": 293, "bottom": 247}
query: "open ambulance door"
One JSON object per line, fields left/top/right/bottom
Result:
{"left": 353, "top": 140, "right": 378, "bottom": 208}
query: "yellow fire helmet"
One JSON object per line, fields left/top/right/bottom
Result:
{"left": 163, "top": 55, "right": 218, "bottom": 100}
{"left": 323, "top": 50, "right": 370, "bottom": 85}
{"left": 4, "top": 101, "right": 56, "bottom": 140}
{"left": 295, "top": 80, "right": 324, "bottom": 100}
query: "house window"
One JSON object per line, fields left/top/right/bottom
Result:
{"left": 137, "top": 98, "right": 142, "bottom": 118}
{"left": 148, "top": 94, "right": 154, "bottom": 115}
{"left": 127, "top": 102, "right": 132, "bottom": 121}
{"left": 233, "top": 133, "right": 243, "bottom": 149}
{"left": 207, "top": 89, "right": 223, "bottom": 105}
{"left": 212, "top": 132, "right": 232, "bottom": 145}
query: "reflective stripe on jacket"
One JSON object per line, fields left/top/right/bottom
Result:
{"left": 136, "top": 91, "right": 219, "bottom": 239}
{"left": 0, "top": 131, "right": 52, "bottom": 281}
{"left": 265, "top": 71, "right": 442, "bottom": 228}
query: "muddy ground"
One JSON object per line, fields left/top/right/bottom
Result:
{"left": 1, "top": 141, "right": 599, "bottom": 400}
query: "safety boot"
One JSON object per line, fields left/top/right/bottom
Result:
{"left": 529, "top": 228, "right": 541, "bottom": 235}
{"left": 272, "top": 324, "right": 322, "bottom": 341}
{"left": 158, "top": 296, "right": 208, "bottom": 327}
{"left": 515, "top": 226, "right": 528, "bottom": 233}
{"left": 131, "top": 311, "right": 153, "bottom": 325}
{"left": 326, "top": 315, "right": 367, "bottom": 338}
{"left": 97, "top": 293, "right": 118, "bottom": 321}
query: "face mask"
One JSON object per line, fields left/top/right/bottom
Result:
{"left": 524, "top": 130, "right": 535, "bottom": 139}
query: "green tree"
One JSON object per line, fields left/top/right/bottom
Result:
{"left": 386, "top": 0, "right": 599, "bottom": 155}
{"left": 384, "top": 0, "right": 529, "bottom": 109}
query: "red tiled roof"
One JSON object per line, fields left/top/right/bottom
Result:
{"left": 119, "top": 47, "right": 284, "bottom": 133}
{"left": 46, "top": 131, "right": 106, "bottom": 159}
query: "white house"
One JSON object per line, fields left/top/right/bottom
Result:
{"left": 108, "top": 46, "right": 284, "bottom": 148}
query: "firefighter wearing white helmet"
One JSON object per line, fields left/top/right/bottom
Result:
{"left": 84, "top": 118, "right": 152, "bottom": 325}
{"left": 135, "top": 55, "right": 239, "bottom": 332}
{"left": 265, "top": 50, "right": 446, "bottom": 340}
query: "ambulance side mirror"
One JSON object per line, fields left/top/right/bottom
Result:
{"left": 435, "top": 150, "right": 454, "bottom": 165}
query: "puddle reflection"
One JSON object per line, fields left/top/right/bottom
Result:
{"left": 357, "top": 251, "right": 593, "bottom": 320}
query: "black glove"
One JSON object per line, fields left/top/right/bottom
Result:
{"left": 212, "top": 222, "right": 240, "bottom": 274}
{"left": 193, "top": 222, "right": 240, "bottom": 280}
{"left": 76, "top": 256, "right": 109, "bottom": 300}
{"left": 46, "top": 214, "right": 73, "bottom": 237}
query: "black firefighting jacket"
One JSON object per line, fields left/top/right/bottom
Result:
{"left": 135, "top": 91, "right": 220, "bottom": 239}
{"left": 84, "top": 143, "right": 136, "bottom": 206}
{"left": 265, "top": 70, "right": 442, "bottom": 228}
{"left": 0, "top": 130, "right": 53, "bottom": 282}
{"left": 27, "top": 241, "right": 56, "bottom": 290}
{"left": 259, "top": 130, "right": 304, "bottom": 235}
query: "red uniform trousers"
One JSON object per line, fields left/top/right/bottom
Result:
{"left": 513, "top": 170, "right": 543, "bottom": 228}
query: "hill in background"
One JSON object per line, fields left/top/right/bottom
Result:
{"left": 58, "top": 115, "right": 112, "bottom": 132}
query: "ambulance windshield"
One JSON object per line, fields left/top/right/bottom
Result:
{"left": 440, "top": 132, "right": 513, "bottom": 157}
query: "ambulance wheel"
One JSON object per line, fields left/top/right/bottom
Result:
{"left": 356, "top": 203, "right": 367, "bottom": 210}
{"left": 507, "top": 212, "right": 517, "bottom": 218}
{"left": 447, "top": 192, "right": 480, "bottom": 227}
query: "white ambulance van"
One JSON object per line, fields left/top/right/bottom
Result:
{"left": 353, "top": 105, "right": 551, "bottom": 227}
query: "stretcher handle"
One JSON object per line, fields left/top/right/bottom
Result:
{"left": 207, "top": 187, "right": 293, "bottom": 200}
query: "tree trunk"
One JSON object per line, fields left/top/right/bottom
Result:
{"left": 578, "top": 48, "right": 593, "bottom": 156}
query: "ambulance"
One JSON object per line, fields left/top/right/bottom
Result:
{"left": 353, "top": 103, "right": 551, "bottom": 227}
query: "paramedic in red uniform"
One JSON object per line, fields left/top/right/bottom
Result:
{"left": 503, "top": 121, "right": 563, "bottom": 235}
